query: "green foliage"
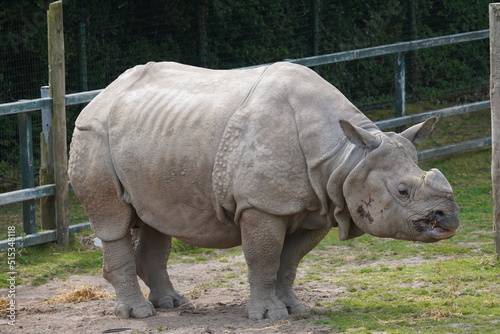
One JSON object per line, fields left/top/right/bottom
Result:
{"left": 0, "top": 0, "right": 491, "bottom": 173}
{"left": 0, "top": 1, "right": 48, "bottom": 102}
{"left": 0, "top": 0, "right": 491, "bottom": 100}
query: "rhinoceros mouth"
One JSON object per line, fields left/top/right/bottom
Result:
{"left": 412, "top": 218, "right": 456, "bottom": 240}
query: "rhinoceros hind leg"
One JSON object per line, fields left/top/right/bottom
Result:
{"left": 240, "top": 209, "right": 289, "bottom": 320}
{"left": 276, "top": 227, "right": 330, "bottom": 314}
{"left": 70, "top": 127, "right": 154, "bottom": 318}
{"left": 132, "top": 223, "right": 190, "bottom": 309}
{"left": 102, "top": 233, "right": 156, "bottom": 318}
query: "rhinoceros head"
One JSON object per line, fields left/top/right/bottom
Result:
{"left": 338, "top": 117, "right": 459, "bottom": 243}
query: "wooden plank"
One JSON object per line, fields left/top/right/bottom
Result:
{"left": 65, "top": 89, "right": 102, "bottom": 105}
{"left": 48, "top": 0, "right": 69, "bottom": 247}
{"left": 0, "top": 98, "right": 51, "bottom": 116}
{"left": 0, "top": 185, "right": 55, "bottom": 206}
{"left": 375, "top": 101, "right": 490, "bottom": 130}
{"left": 490, "top": 3, "right": 500, "bottom": 261}
{"left": 18, "top": 111, "right": 36, "bottom": 234}
{"left": 418, "top": 137, "right": 492, "bottom": 160}
{"left": 0, "top": 222, "right": 91, "bottom": 252}
{"left": 289, "top": 30, "right": 489, "bottom": 67}
{"left": 0, "top": 88, "right": 102, "bottom": 116}
{"left": 40, "top": 86, "right": 56, "bottom": 230}
{"left": 40, "top": 130, "right": 56, "bottom": 229}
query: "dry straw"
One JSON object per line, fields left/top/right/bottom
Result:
{"left": 0, "top": 297, "right": 11, "bottom": 315}
{"left": 45, "top": 284, "right": 112, "bottom": 304}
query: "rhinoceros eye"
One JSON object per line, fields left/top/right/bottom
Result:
{"left": 398, "top": 184, "right": 409, "bottom": 197}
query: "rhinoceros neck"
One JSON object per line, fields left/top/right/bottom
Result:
{"left": 269, "top": 63, "right": 379, "bottom": 218}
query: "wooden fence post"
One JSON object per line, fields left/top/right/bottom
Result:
{"left": 490, "top": 3, "right": 500, "bottom": 261}
{"left": 48, "top": 0, "right": 68, "bottom": 247}
{"left": 40, "top": 85, "right": 56, "bottom": 230}
{"left": 18, "top": 109, "right": 36, "bottom": 235}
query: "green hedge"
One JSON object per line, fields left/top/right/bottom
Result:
{"left": 0, "top": 0, "right": 491, "bottom": 169}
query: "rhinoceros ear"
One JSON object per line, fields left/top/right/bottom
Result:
{"left": 400, "top": 116, "right": 438, "bottom": 143}
{"left": 339, "top": 120, "right": 381, "bottom": 150}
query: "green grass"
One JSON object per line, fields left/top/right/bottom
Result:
{"left": 0, "top": 102, "right": 498, "bottom": 331}
{"left": 0, "top": 229, "right": 103, "bottom": 287}
{"left": 304, "top": 254, "right": 499, "bottom": 333}
{"left": 294, "top": 140, "right": 498, "bottom": 332}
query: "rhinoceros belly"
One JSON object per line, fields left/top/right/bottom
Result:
{"left": 107, "top": 62, "right": 266, "bottom": 247}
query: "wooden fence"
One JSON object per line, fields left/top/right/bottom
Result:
{"left": 490, "top": 3, "right": 500, "bottom": 261}
{"left": 0, "top": 1, "right": 492, "bottom": 251}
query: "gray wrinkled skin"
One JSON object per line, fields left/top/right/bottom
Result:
{"left": 68, "top": 62, "right": 460, "bottom": 320}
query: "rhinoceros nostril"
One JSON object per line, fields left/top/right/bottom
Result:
{"left": 433, "top": 211, "right": 444, "bottom": 222}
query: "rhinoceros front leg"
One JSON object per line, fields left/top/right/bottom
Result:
{"left": 102, "top": 232, "right": 156, "bottom": 318}
{"left": 240, "top": 209, "right": 289, "bottom": 320}
{"left": 132, "top": 223, "right": 189, "bottom": 309}
{"left": 276, "top": 227, "right": 330, "bottom": 314}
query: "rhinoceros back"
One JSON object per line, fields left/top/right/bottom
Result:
{"left": 103, "top": 62, "right": 267, "bottom": 231}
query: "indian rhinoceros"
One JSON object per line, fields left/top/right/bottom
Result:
{"left": 68, "top": 61, "right": 459, "bottom": 320}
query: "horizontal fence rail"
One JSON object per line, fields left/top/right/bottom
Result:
{"left": 0, "top": 185, "right": 55, "bottom": 206}
{"left": 0, "top": 222, "right": 91, "bottom": 252}
{"left": 0, "top": 90, "right": 103, "bottom": 116}
{"left": 375, "top": 101, "right": 491, "bottom": 129}
{"left": 0, "top": 98, "right": 52, "bottom": 116}
{"left": 0, "top": 182, "right": 73, "bottom": 206}
{"left": 418, "top": 137, "right": 492, "bottom": 160}
{"left": 66, "top": 89, "right": 103, "bottom": 106}
{"left": 242, "top": 30, "right": 490, "bottom": 69}
{"left": 0, "top": 29, "right": 492, "bottom": 250}
{"left": 288, "top": 30, "right": 489, "bottom": 67}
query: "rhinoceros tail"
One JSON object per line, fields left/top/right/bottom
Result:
{"left": 74, "top": 117, "right": 107, "bottom": 132}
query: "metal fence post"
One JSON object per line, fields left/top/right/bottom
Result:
{"left": 78, "top": 22, "right": 88, "bottom": 92}
{"left": 48, "top": 0, "right": 69, "bottom": 247}
{"left": 40, "top": 85, "right": 55, "bottom": 230}
{"left": 490, "top": 3, "right": 500, "bottom": 261}
{"left": 310, "top": 0, "right": 320, "bottom": 74}
{"left": 18, "top": 109, "right": 36, "bottom": 235}
{"left": 197, "top": 0, "right": 208, "bottom": 67}
{"left": 395, "top": 52, "right": 406, "bottom": 133}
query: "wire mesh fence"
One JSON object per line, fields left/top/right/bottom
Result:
{"left": 0, "top": 0, "right": 492, "bottom": 201}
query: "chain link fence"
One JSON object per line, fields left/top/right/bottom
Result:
{"left": 0, "top": 0, "right": 491, "bottom": 193}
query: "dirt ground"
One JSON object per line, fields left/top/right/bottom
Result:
{"left": 1, "top": 250, "right": 343, "bottom": 334}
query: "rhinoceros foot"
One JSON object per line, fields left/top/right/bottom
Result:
{"left": 286, "top": 302, "right": 307, "bottom": 315}
{"left": 277, "top": 288, "right": 308, "bottom": 315}
{"left": 150, "top": 292, "right": 190, "bottom": 309}
{"left": 245, "top": 296, "right": 289, "bottom": 320}
{"left": 114, "top": 298, "right": 156, "bottom": 319}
